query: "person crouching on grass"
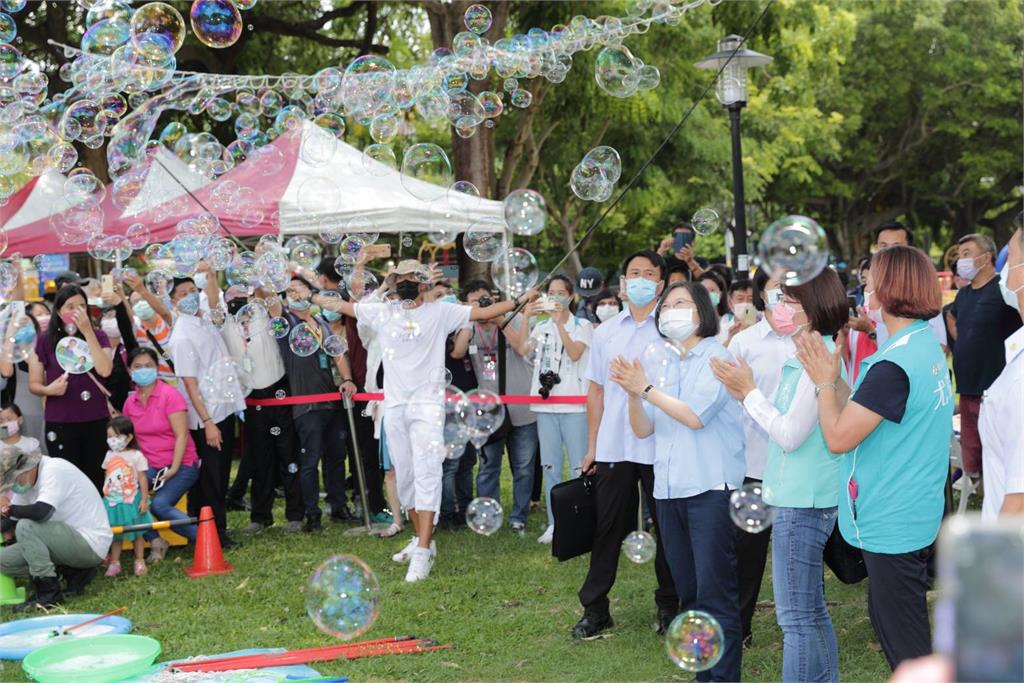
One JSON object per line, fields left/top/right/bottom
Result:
{"left": 318, "top": 259, "right": 537, "bottom": 583}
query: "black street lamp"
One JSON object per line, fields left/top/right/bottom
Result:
{"left": 695, "top": 35, "right": 772, "bottom": 275}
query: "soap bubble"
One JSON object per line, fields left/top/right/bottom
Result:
{"left": 130, "top": 2, "right": 186, "bottom": 53}
{"left": 318, "top": 219, "right": 344, "bottom": 245}
{"left": 490, "top": 247, "right": 538, "bottom": 298}
{"left": 665, "top": 610, "right": 724, "bottom": 672}
{"left": 322, "top": 335, "right": 347, "bottom": 357}
{"left": 80, "top": 391, "right": 92, "bottom": 401}
{"left": 4, "top": 315, "right": 36, "bottom": 363}
{"left": 622, "top": 530, "right": 657, "bottom": 563}
{"left": 463, "top": 3, "right": 492, "bottom": 34}
{"left": 274, "top": 389, "right": 286, "bottom": 400}
{"left": 234, "top": 301, "right": 270, "bottom": 337}
{"left": 571, "top": 147, "right": 622, "bottom": 203}
{"left": 346, "top": 215, "right": 379, "bottom": 245}
{"left": 0, "top": 42, "right": 21, "bottom": 80}
{"left": 344, "top": 269, "right": 379, "bottom": 302}
{"left": 758, "top": 215, "right": 829, "bottom": 287}
{"left": 729, "top": 481, "right": 773, "bottom": 533}
{"left": 288, "top": 236, "right": 322, "bottom": 270}
{"left": 691, "top": 208, "right": 720, "bottom": 236}
{"left": 362, "top": 143, "right": 397, "bottom": 175}
{"left": 199, "top": 358, "right": 249, "bottom": 406}
{"left": 466, "top": 497, "right": 503, "bottom": 536}
{"left": 464, "top": 218, "right": 508, "bottom": 262}
{"left": 503, "top": 189, "right": 546, "bottom": 236}
{"left": 270, "top": 426, "right": 281, "bottom": 436}
{"left": 306, "top": 554, "right": 379, "bottom": 640}
{"left": 640, "top": 340, "right": 682, "bottom": 390}
{"left": 336, "top": 235, "right": 366, "bottom": 267}
{"left": 595, "top": 45, "right": 640, "bottom": 98}
{"left": 126, "top": 223, "right": 150, "bottom": 249}
{"left": 288, "top": 321, "right": 321, "bottom": 357}
{"left": 460, "top": 389, "right": 504, "bottom": 448}
{"left": 190, "top": 0, "right": 242, "bottom": 49}
{"left": 0, "top": 12, "right": 15, "bottom": 43}
{"left": 400, "top": 143, "right": 453, "bottom": 202}
{"left": 144, "top": 270, "right": 173, "bottom": 298}
{"left": 55, "top": 337, "right": 95, "bottom": 374}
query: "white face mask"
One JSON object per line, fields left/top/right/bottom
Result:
{"left": 595, "top": 304, "right": 619, "bottom": 322}
{"left": 956, "top": 255, "right": 985, "bottom": 282}
{"left": 999, "top": 261, "right": 1024, "bottom": 311}
{"left": 107, "top": 435, "right": 129, "bottom": 452}
{"left": 659, "top": 308, "right": 697, "bottom": 342}
{"left": 864, "top": 290, "right": 884, "bottom": 324}
{"left": 100, "top": 317, "right": 120, "bottom": 338}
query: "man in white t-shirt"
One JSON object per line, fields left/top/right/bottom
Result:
{"left": 0, "top": 445, "right": 111, "bottom": 610}
{"left": 325, "top": 260, "right": 535, "bottom": 582}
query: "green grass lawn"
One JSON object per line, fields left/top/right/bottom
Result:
{"left": 1, "top": 482, "right": 910, "bottom": 682}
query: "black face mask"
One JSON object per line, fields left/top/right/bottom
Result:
{"left": 227, "top": 299, "right": 247, "bottom": 316}
{"left": 395, "top": 281, "right": 421, "bottom": 301}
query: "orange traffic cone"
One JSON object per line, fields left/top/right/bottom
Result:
{"left": 184, "top": 506, "right": 234, "bottom": 578}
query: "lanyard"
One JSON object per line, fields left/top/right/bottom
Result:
{"left": 474, "top": 323, "right": 499, "bottom": 354}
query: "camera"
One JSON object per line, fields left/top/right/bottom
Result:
{"left": 538, "top": 370, "right": 561, "bottom": 400}
{"left": 477, "top": 295, "right": 494, "bottom": 308}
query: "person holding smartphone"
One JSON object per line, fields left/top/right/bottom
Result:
{"left": 658, "top": 221, "right": 704, "bottom": 279}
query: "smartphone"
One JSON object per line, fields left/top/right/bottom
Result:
{"left": 674, "top": 230, "right": 695, "bottom": 253}
{"left": 101, "top": 274, "right": 114, "bottom": 295}
{"left": 934, "top": 515, "right": 1024, "bottom": 682}
{"left": 847, "top": 295, "right": 857, "bottom": 315}
{"left": 362, "top": 244, "right": 391, "bottom": 260}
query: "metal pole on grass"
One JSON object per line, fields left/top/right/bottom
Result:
{"left": 342, "top": 395, "right": 390, "bottom": 536}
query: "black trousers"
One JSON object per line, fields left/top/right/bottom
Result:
{"left": 188, "top": 415, "right": 237, "bottom": 538}
{"left": 735, "top": 476, "right": 772, "bottom": 642}
{"left": 245, "top": 380, "right": 303, "bottom": 525}
{"left": 347, "top": 403, "right": 386, "bottom": 514}
{"left": 578, "top": 461, "right": 678, "bottom": 615}
{"left": 46, "top": 419, "right": 108, "bottom": 492}
{"left": 862, "top": 547, "right": 933, "bottom": 670}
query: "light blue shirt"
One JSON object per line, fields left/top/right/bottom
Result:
{"left": 645, "top": 337, "right": 746, "bottom": 499}
{"left": 585, "top": 308, "right": 660, "bottom": 464}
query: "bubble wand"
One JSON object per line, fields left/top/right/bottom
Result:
{"left": 501, "top": 0, "right": 777, "bottom": 330}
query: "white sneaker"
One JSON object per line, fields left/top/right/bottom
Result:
{"left": 405, "top": 546, "right": 434, "bottom": 583}
{"left": 537, "top": 525, "right": 554, "bottom": 544}
{"left": 391, "top": 538, "right": 436, "bottom": 564}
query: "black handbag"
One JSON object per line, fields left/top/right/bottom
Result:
{"left": 823, "top": 524, "right": 868, "bottom": 584}
{"left": 550, "top": 475, "right": 596, "bottom": 562}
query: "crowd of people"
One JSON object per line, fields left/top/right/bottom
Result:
{"left": 0, "top": 216, "right": 1021, "bottom": 681}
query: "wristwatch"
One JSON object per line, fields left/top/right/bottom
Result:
{"left": 639, "top": 384, "right": 655, "bottom": 400}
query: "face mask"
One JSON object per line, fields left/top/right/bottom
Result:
{"left": 193, "top": 272, "right": 208, "bottom": 290}
{"left": 659, "top": 308, "right": 697, "bottom": 342}
{"left": 88, "top": 297, "right": 104, "bottom": 308}
{"left": 11, "top": 481, "right": 31, "bottom": 495}
{"left": 61, "top": 311, "right": 77, "bottom": 328}
{"left": 321, "top": 308, "right": 342, "bottom": 322}
{"left": 287, "top": 298, "right": 311, "bottom": 312}
{"left": 101, "top": 318, "right": 120, "bottom": 338}
{"left": 551, "top": 294, "right": 571, "bottom": 308}
{"left": 13, "top": 323, "right": 35, "bottom": 345}
{"left": 1, "top": 421, "right": 20, "bottom": 438}
{"left": 770, "top": 301, "right": 804, "bottom": 336}
{"left": 595, "top": 304, "right": 619, "bottom": 322}
{"left": 999, "top": 262, "right": 1024, "bottom": 311}
{"left": 131, "top": 367, "right": 158, "bottom": 386}
{"left": 625, "top": 278, "right": 658, "bottom": 307}
{"left": 395, "top": 280, "right": 421, "bottom": 301}
{"left": 133, "top": 300, "right": 155, "bottom": 321}
{"left": 107, "top": 435, "right": 129, "bottom": 452}
{"left": 439, "top": 294, "right": 457, "bottom": 305}
{"left": 764, "top": 289, "right": 783, "bottom": 311}
{"left": 864, "top": 290, "right": 884, "bottom": 324}
{"left": 176, "top": 292, "right": 200, "bottom": 316}
{"left": 708, "top": 292, "right": 721, "bottom": 307}
{"left": 36, "top": 316, "right": 50, "bottom": 332}
{"left": 956, "top": 256, "right": 983, "bottom": 281}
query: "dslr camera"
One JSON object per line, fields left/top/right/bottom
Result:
{"left": 538, "top": 369, "right": 561, "bottom": 400}
{"left": 477, "top": 295, "right": 494, "bottom": 308}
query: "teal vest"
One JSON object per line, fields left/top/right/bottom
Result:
{"left": 838, "top": 320, "right": 953, "bottom": 553}
{"left": 762, "top": 339, "right": 842, "bottom": 509}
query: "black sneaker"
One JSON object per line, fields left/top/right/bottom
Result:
{"left": 656, "top": 607, "right": 678, "bottom": 635}
{"left": 303, "top": 517, "right": 323, "bottom": 533}
{"left": 571, "top": 611, "right": 614, "bottom": 639}
{"left": 220, "top": 535, "right": 241, "bottom": 550}
{"left": 225, "top": 497, "right": 251, "bottom": 512}
{"left": 59, "top": 566, "right": 96, "bottom": 597}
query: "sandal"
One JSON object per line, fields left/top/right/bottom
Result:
{"left": 133, "top": 560, "right": 147, "bottom": 577}
{"left": 379, "top": 522, "right": 403, "bottom": 538}
{"left": 104, "top": 562, "right": 121, "bottom": 578}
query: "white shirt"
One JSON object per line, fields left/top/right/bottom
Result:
{"left": 979, "top": 325, "right": 1024, "bottom": 521}
{"left": 12, "top": 456, "right": 112, "bottom": 558}
{"left": 876, "top": 313, "right": 947, "bottom": 347}
{"left": 528, "top": 317, "right": 593, "bottom": 414}
{"left": 168, "top": 314, "right": 247, "bottom": 429}
{"left": 355, "top": 301, "right": 471, "bottom": 408}
{"left": 585, "top": 308, "right": 659, "bottom": 465}
{"left": 220, "top": 317, "right": 286, "bottom": 390}
{"left": 743, "top": 367, "right": 819, "bottom": 453}
{"left": 727, "top": 318, "right": 795, "bottom": 478}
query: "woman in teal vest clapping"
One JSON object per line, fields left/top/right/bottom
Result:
{"left": 711, "top": 268, "right": 850, "bottom": 682}
{"left": 796, "top": 246, "right": 953, "bottom": 671}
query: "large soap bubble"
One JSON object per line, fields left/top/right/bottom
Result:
{"left": 400, "top": 143, "right": 454, "bottom": 202}
{"left": 622, "top": 530, "right": 657, "bottom": 564}
{"left": 460, "top": 388, "right": 504, "bottom": 448}
{"left": 288, "top": 321, "right": 321, "bottom": 357}
{"left": 691, "top": 207, "right": 720, "bottom": 236}
{"left": 503, "top": 189, "right": 546, "bottom": 236}
{"left": 466, "top": 497, "right": 503, "bottom": 536}
{"left": 595, "top": 45, "right": 640, "bottom": 98}
{"left": 190, "top": 0, "right": 242, "bottom": 49}
{"left": 130, "top": 2, "right": 186, "bottom": 53}
{"left": 729, "top": 481, "right": 773, "bottom": 533}
{"left": 464, "top": 218, "right": 508, "bottom": 263}
{"left": 306, "top": 554, "right": 379, "bottom": 640}
{"left": 757, "top": 215, "right": 829, "bottom": 286}
{"left": 490, "top": 247, "right": 538, "bottom": 298}
{"left": 665, "top": 610, "right": 724, "bottom": 672}
{"left": 463, "top": 4, "right": 492, "bottom": 34}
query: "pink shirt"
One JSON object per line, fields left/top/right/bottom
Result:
{"left": 121, "top": 380, "right": 198, "bottom": 469}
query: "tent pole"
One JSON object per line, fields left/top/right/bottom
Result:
{"left": 151, "top": 156, "right": 245, "bottom": 249}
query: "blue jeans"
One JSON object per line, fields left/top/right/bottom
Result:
{"left": 656, "top": 490, "right": 742, "bottom": 683}
{"left": 773, "top": 506, "right": 839, "bottom": 682}
{"left": 145, "top": 464, "right": 200, "bottom": 543}
{"left": 441, "top": 444, "right": 476, "bottom": 516}
{"left": 295, "top": 408, "right": 348, "bottom": 521}
{"left": 536, "top": 412, "right": 587, "bottom": 528}
{"left": 476, "top": 422, "right": 538, "bottom": 525}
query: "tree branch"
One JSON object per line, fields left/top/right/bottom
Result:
{"left": 249, "top": 10, "right": 388, "bottom": 53}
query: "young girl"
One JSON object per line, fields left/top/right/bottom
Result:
{"left": 102, "top": 416, "right": 154, "bottom": 577}
{"left": 0, "top": 402, "right": 41, "bottom": 454}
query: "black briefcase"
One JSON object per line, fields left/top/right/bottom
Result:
{"left": 551, "top": 475, "right": 596, "bottom": 562}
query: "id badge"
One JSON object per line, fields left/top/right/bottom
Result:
{"left": 318, "top": 352, "right": 329, "bottom": 370}
{"left": 469, "top": 344, "right": 478, "bottom": 355}
{"left": 242, "top": 355, "right": 254, "bottom": 374}
{"left": 483, "top": 354, "right": 496, "bottom": 381}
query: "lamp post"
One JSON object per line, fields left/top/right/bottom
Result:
{"left": 695, "top": 35, "right": 772, "bottom": 274}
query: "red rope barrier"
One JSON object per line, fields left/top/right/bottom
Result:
{"left": 245, "top": 391, "right": 586, "bottom": 407}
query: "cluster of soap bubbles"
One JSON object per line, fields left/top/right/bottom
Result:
{"left": 729, "top": 481, "right": 773, "bottom": 533}
{"left": 571, "top": 146, "right": 621, "bottom": 202}
{"left": 665, "top": 610, "right": 725, "bottom": 672}
{"left": 199, "top": 357, "right": 250, "bottom": 407}
{"left": 439, "top": 386, "right": 505, "bottom": 455}
{"left": 758, "top": 215, "right": 829, "bottom": 286}
{"left": 306, "top": 554, "right": 379, "bottom": 640}
{"left": 594, "top": 44, "right": 661, "bottom": 98}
